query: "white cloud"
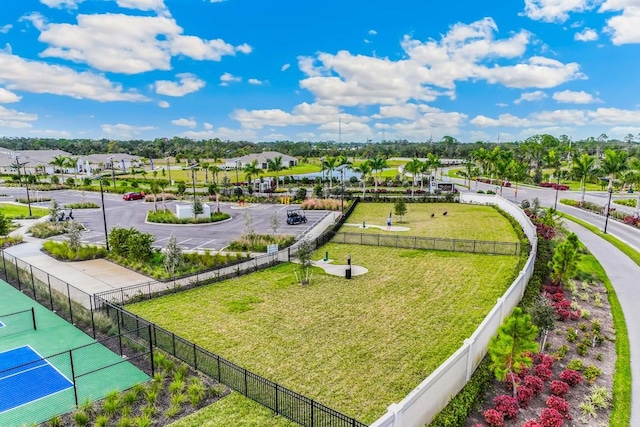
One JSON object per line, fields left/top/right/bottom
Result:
{"left": 522, "top": 0, "right": 594, "bottom": 23}
{"left": 158, "top": 100, "right": 170, "bottom": 108}
{"left": 318, "top": 121, "right": 372, "bottom": 141}
{"left": 220, "top": 72, "right": 241, "bottom": 86}
{"left": 602, "top": 4, "right": 640, "bottom": 44}
{"left": 248, "top": 78, "right": 265, "bottom": 85}
{"left": 171, "top": 118, "right": 197, "bottom": 127}
{"left": 116, "top": 0, "right": 167, "bottom": 12}
{"left": 297, "top": 18, "right": 582, "bottom": 108}
{"left": 0, "top": 51, "right": 148, "bottom": 102}
{"left": 28, "top": 129, "right": 72, "bottom": 137}
{"left": 155, "top": 73, "right": 205, "bottom": 96}
{"left": 40, "top": 0, "right": 83, "bottom": 8}
{"left": 587, "top": 107, "right": 640, "bottom": 124}
{"left": 0, "top": 25, "right": 12, "bottom": 34}
{"left": 575, "top": 28, "right": 599, "bottom": 41}
{"left": 232, "top": 102, "right": 366, "bottom": 129}
{"left": 36, "top": 13, "right": 251, "bottom": 74}
{"left": 101, "top": 123, "right": 155, "bottom": 138}
{"left": 514, "top": 90, "right": 547, "bottom": 104}
{"left": 181, "top": 127, "right": 257, "bottom": 141}
{"left": 607, "top": 126, "right": 640, "bottom": 139}
{"left": 368, "top": 29, "right": 377, "bottom": 35}
{"left": 0, "top": 105, "right": 37, "bottom": 123}
{"left": 281, "top": 63, "right": 290, "bottom": 71}
{"left": 471, "top": 113, "right": 533, "bottom": 128}
{"left": 552, "top": 90, "right": 601, "bottom": 104}
{"left": 0, "top": 88, "right": 21, "bottom": 103}
{"left": 496, "top": 102, "right": 509, "bottom": 107}
{"left": 204, "top": 122, "right": 213, "bottom": 130}
{"left": 210, "top": 0, "right": 227, "bottom": 2}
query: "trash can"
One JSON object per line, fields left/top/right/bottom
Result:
{"left": 345, "top": 268, "right": 352, "bottom": 279}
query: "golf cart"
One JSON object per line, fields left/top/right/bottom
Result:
{"left": 286, "top": 209, "right": 307, "bottom": 225}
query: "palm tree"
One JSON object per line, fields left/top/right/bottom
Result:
{"left": 322, "top": 156, "right": 338, "bottom": 189}
{"left": 544, "top": 149, "right": 562, "bottom": 181}
{"left": 600, "top": 148, "right": 629, "bottom": 190}
{"left": 493, "top": 150, "right": 514, "bottom": 196}
{"left": 353, "top": 161, "right": 372, "bottom": 198}
{"left": 64, "top": 157, "right": 79, "bottom": 187}
{"left": 50, "top": 155, "right": 68, "bottom": 184}
{"left": 267, "top": 156, "right": 284, "bottom": 189}
{"left": 403, "top": 158, "right": 423, "bottom": 196}
{"left": 509, "top": 160, "right": 529, "bottom": 201}
{"left": 201, "top": 162, "right": 210, "bottom": 183}
{"left": 369, "top": 156, "right": 388, "bottom": 192}
{"left": 571, "top": 153, "right": 597, "bottom": 205}
{"left": 209, "top": 165, "right": 221, "bottom": 185}
{"left": 243, "top": 160, "right": 260, "bottom": 184}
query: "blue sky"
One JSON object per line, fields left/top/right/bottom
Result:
{"left": 1, "top": 0, "right": 640, "bottom": 143}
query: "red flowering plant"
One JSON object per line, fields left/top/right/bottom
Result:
{"left": 549, "top": 380, "right": 570, "bottom": 397}
{"left": 516, "top": 385, "right": 534, "bottom": 408}
{"left": 546, "top": 396, "right": 571, "bottom": 419}
{"left": 523, "top": 374, "right": 544, "bottom": 395}
{"left": 534, "top": 353, "right": 555, "bottom": 368}
{"left": 540, "top": 408, "right": 564, "bottom": 427}
{"left": 534, "top": 363, "right": 554, "bottom": 381}
{"left": 483, "top": 408, "right": 505, "bottom": 427}
{"left": 493, "top": 395, "right": 519, "bottom": 419}
{"left": 522, "top": 421, "right": 543, "bottom": 427}
{"left": 559, "top": 369, "right": 583, "bottom": 386}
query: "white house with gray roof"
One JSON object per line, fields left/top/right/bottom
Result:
{"left": 224, "top": 151, "right": 298, "bottom": 170}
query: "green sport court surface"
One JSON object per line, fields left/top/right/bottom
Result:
{"left": 0, "top": 280, "right": 149, "bottom": 427}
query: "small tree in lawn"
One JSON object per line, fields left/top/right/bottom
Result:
{"left": 163, "top": 234, "right": 182, "bottom": 275}
{"left": 489, "top": 307, "right": 539, "bottom": 397}
{"left": 270, "top": 211, "right": 280, "bottom": 234}
{"left": 67, "top": 220, "right": 83, "bottom": 253}
{"left": 0, "top": 211, "right": 10, "bottom": 237}
{"left": 193, "top": 197, "right": 203, "bottom": 217}
{"left": 549, "top": 239, "right": 579, "bottom": 285}
{"left": 394, "top": 198, "right": 407, "bottom": 222}
{"left": 295, "top": 237, "right": 315, "bottom": 285}
{"left": 49, "top": 200, "right": 61, "bottom": 222}
{"left": 528, "top": 294, "right": 556, "bottom": 350}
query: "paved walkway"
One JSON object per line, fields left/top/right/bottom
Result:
{"left": 564, "top": 221, "right": 640, "bottom": 426}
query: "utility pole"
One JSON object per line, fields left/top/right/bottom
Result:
{"left": 12, "top": 154, "right": 32, "bottom": 216}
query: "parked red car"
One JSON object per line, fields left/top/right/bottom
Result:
{"left": 123, "top": 192, "right": 145, "bottom": 201}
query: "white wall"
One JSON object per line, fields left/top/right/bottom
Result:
{"left": 370, "top": 194, "right": 538, "bottom": 427}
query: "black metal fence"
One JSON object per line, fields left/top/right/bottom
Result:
{"left": 96, "top": 298, "right": 368, "bottom": 427}
{"left": 332, "top": 232, "right": 523, "bottom": 255}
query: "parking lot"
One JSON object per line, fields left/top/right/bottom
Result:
{"left": 4, "top": 188, "right": 331, "bottom": 251}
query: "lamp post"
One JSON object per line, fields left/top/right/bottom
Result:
{"left": 98, "top": 176, "right": 110, "bottom": 251}
{"left": 190, "top": 163, "right": 199, "bottom": 210}
{"left": 235, "top": 160, "right": 239, "bottom": 185}
{"left": 12, "top": 154, "right": 32, "bottom": 216}
{"left": 166, "top": 156, "right": 172, "bottom": 184}
{"left": 107, "top": 156, "right": 116, "bottom": 190}
{"left": 341, "top": 168, "right": 345, "bottom": 214}
{"left": 604, "top": 186, "right": 613, "bottom": 234}
{"left": 553, "top": 175, "right": 560, "bottom": 211}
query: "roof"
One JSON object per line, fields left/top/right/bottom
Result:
{"left": 0, "top": 147, "right": 72, "bottom": 167}
{"left": 82, "top": 153, "right": 142, "bottom": 163}
{"left": 232, "top": 151, "right": 297, "bottom": 164}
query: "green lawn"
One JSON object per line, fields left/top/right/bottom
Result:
{"left": 0, "top": 203, "right": 48, "bottom": 219}
{"left": 129, "top": 244, "right": 519, "bottom": 423}
{"left": 169, "top": 393, "right": 299, "bottom": 427}
{"left": 343, "top": 203, "right": 519, "bottom": 242}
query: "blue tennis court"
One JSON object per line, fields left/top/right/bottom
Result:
{"left": 0, "top": 346, "right": 73, "bottom": 413}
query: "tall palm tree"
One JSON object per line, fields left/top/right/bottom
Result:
{"left": 322, "top": 156, "right": 338, "bottom": 189}
{"left": 353, "top": 160, "right": 372, "bottom": 198}
{"left": 369, "top": 156, "right": 388, "bottom": 192}
{"left": 403, "top": 158, "right": 423, "bottom": 196}
{"left": 243, "top": 160, "right": 260, "bottom": 184}
{"left": 600, "top": 148, "right": 629, "bottom": 190}
{"left": 509, "top": 160, "right": 529, "bottom": 201}
{"left": 493, "top": 150, "right": 514, "bottom": 196}
{"left": 201, "top": 162, "right": 210, "bottom": 183}
{"left": 209, "top": 165, "right": 221, "bottom": 185}
{"left": 64, "top": 157, "right": 79, "bottom": 186}
{"left": 50, "top": 155, "right": 68, "bottom": 184}
{"left": 571, "top": 153, "right": 597, "bottom": 205}
{"left": 267, "top": 156, "right": 284, "bottom": 189}
{"left": 544, "top": 149, "right": 562, "bottom": 180}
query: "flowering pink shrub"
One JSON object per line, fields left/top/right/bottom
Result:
{"left": 549, "top": 380, "right": 570, "bottom": 397}
{"left": 543, "top": 284, "right": 564, "bottom": 295}
{"left": 535, "top": 354, "right": 555, "bottom": 368}
{"left": 534, "top": 364, "right": 554, "bottom": 381}
{"left": 623, "top": 216, "right": 640, "bottom": 227}
{"left": 483, "top": 408, "right": 505, "bottom": 427}
{"left": 556, "top": 308, "right": 571, "bottom": 321}
{"left": 549, "top": 292, "right": 565, "bottom": 302}
{"left": 522, "top": 421, "right": 543, "bottom": 427}
{"left": 523, "top": 375, "right": 544, "bottom": 395}
{"left": 546, "top": 396, "right": 570, "bottom": 419}
{"left": 540, "top": 408, "right": 564, "bottom": 427}
{"left": 517, "top": 385, "right": 534, "bottom": 408}
{"left": 493, "top": 395, "right": 519, "bottom": 419}
{"left": 560, "top": 369, "right": 583, "bottom": 386}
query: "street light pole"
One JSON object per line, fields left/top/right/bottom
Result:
{"left": 107, "top": 156, "right": 116, "bottom": 190}
{"left": 604, "top": 187, "right": 613, "bottom": 234}
{"left": 235, "top": 160, "right": 239, "bottom": 185}
{"left": 553, "top": 175, "right": 560, "bottom": 211}
{"left": 190, "top": 164, "right": 199, "bottom": 208}
{"left": 341, "top": 168, "right": 345, "bottom": 214}
{"left": 166, "top": 156, "right": 172, "bottom": 184}
{"left": 99, "top": 177, "right": 110, "bottom": 251}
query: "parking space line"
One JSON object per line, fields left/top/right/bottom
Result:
{"left": 193, "top": 238, "right": 217, "bottom": 250}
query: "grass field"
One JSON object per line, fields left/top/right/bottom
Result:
{"left": 0, "top": 203, "right": 48, "bottom": 219}
{"left": 343, "top": 203, "right": 519, "bottom": 242}
{"left": 169, "top": 392, "right": 299, "bottom": 427}
{"left": 129, "top": 244, "right": 519, "bottom": 423}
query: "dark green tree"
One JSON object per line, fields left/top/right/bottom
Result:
{"left": 528, "top": 295, "right": 556, "bottom": 350}
{"left": 549, "top": 239, "right": 579, "bottom": 285}
{"left": 394, "top": 198, "right": 407, "bottom": 222}
{"left": 0, "top": 211, "right": 10, "bottom": 236}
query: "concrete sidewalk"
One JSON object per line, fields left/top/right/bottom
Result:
{"left": 564, "top": 221, "right": 640, "bottom": 426}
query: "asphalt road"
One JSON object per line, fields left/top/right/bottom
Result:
{"left": 2, "top": 187, "right": 330, "bottom": 251}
